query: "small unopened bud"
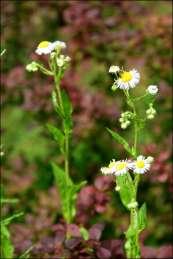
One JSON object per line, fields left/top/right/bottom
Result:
{"left": 115, "top": 185, "right": 120, "bottom": 191}
{"left": 146, "top": 104, "right": 156, "bottom": 120}
{"left": 111, "top": 84, "right": 118, "bottom": 91}
{"left": 26, "top": 61, "right": 38, "bottom": 72}
{"left": 147, "top": 85, "right": 158, "bottom": 95}
{"left": 109, "top": 65, "right": 120, "bottom": 74}
{"left": 127, "top": 201, "right": 138, "bottom": 209}
{"left": 146, "top": 156, "right": 154, "bottom": 163}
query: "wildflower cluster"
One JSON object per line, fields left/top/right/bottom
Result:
{"left": 26, "top": 40, "right": 71, "bottom": 74}
{"left": 26, "top": 40, "right": 86, "bottom": 225}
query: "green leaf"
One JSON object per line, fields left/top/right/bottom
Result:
{"left": 1, "top": 224, "right": 14, "bottom": 259}
{"left": 1, "top": 212, "right": 23, "bottom": 226}
{"left": 80, "top": 227, "right": 89, "bottom": 241}
{"left": 47, "top": 123, "right": 64, "bottom": 153}
{"left": 138, "top": 203, "right": 147, "bottom": 232}
{"left": 52, "top": 162, "right": 73, "bottom": 222}
{"left": 0, "top": 198, "right": 19, "bottom": 204}
{"left": 19, "top": 246, "right": 33, "bottom": 259}
{"left": 107, "top": 128, "right": 132, "bottom": 155}
{"left": 116, "top": 173, "right": 135, "bottom": 210}
{"left": 52, "top": 162, "right": 86, "bottom": 223}
{"left": 61, "top": 90, "right": 73, "bottom": 117}
{"left": 61, "top": 90, "right": 73, "bottom": 134}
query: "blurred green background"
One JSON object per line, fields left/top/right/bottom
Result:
{"left": 1, "top": 0, "right": 172, "bottom": 256}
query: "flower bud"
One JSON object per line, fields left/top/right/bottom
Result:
{"left": 146, "top": 156, "right": 154, "bottom": 163}
{"left": 147, "top": 85, "right": 158, "bottom": 95}
{"left": 115, "top": 185, "right": 120, "bottom": 191}
{"left": 109, "top": 65, "right": 120, "bottom": 73}
{"left": 127, "top": 200, "right": 138, "bottom": 209}
{"left": 26, "top": 61, "right": 38, "bottom": 72}
{"left": 146, "top": 104, "right": 156, "bottom": 120}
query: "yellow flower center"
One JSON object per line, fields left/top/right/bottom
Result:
{"left": 121, "top": 71, "right": 132, "bottom": 82}
{"left": 136, "top": 160, "right": 145, "bottom": 169}
{"left": 37, "top": 41, "right": 50, "bottom": 49}
{"left": 116, "top": 162, "right": 127, "bottom": 171}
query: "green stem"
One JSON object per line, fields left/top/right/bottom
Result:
{"left": 54, "top": 69, "right": 69, "bottom": 179}
{"left": 124, "top": 90, "right": 141, "bottom": 258}
{"left": 65, "top": 132, "right": 69, "bottom": 176}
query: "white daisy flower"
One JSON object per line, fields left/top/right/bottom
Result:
{"left": 116, "top": 69, "right": 140, "bottom": 90}
{"left": 130, "top": 155, "right": 153, "bottom": 174}
{"left": 147, "top": 85, "right": 158, "bottom": 95}
{"left": 109, "top": 65, "right": 120, "bottom": 73}
{"left": 113, "top": 159, "right": 131, "bottom": 176}
{"left": 35, "top": 40, "right": 66, "bottom": 55}
{"left": 101, "top": 159, "right": 117, "bottom": 175}
{"left": 35, "top": 41, "right": 53, "bottom": 55}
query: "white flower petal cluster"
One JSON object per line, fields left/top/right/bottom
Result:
{"left": 35, "top": 40, "right": 66, "bottom": 55}
{"left": 101, "top": 155, "right": 153, "bottom": 176}
{"left": 147, "top": 85, "right": 158, "bottom": 95}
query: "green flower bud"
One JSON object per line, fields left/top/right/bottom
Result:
{"left": 26, "top": 61, "right": 38, "bottom": 72}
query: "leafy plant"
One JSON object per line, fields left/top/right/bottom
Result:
{"left": 0, "top": 197, "right": 23, "bottom": 259}
{"left": 26, "top": 40, "right": 86, "bottom": 223}
{"left": 101, "top": 65, "right": 158, "bottom": 258}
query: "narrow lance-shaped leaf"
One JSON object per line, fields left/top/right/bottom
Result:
{"left": 51, "top": 91, "right": 64, "bottom": 118}
{"left": 61, "top": 90, "right": 73, "bottom": 134}
{"left": 52, "top": 163, "right": 86, "bottom": 223}
{"left": 1, "top": 212, "right": 23, "bottom": 226}
{"left": 107, "top": 128, "right": 133, "bottom": 156}
{"left": 1, "top": 224, "right": 14, "bottom": 259}
{"left": 52, "top": 162, "right": 73, "bottom": 222}
{"left": 47, "top": 123, "right": 64, "bottom": 154}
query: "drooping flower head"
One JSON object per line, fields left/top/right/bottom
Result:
{"left": 116, "top": 69, "right": 140, "bottom": 90}
{"left": 130, "top": 155, "right": 153, "bottom": 174}
{"left": 35, "top": 40, "right": 66, "bottom": 55}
